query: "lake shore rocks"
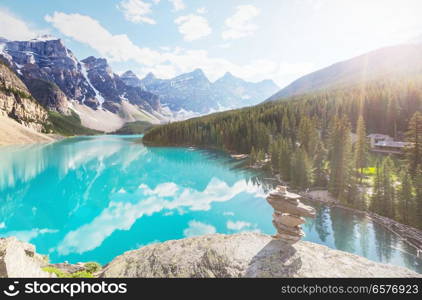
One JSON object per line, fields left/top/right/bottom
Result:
{"left": 267, "top": 186, "right": 315, "bottom": 244}
{"left": 0, "top": 237, "right": 53, "bottom": 278}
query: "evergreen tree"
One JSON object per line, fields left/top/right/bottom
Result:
{"left": 354, "top": 115, "right": 368, "bottom": 182}
{"left": 270, "top": 140, "right": 280, "bottom": 171}
{"left": 298, "top": 116, "right": 318, "bottom": 157}
{"left": 387, "top": 95, "right": 399, "bottom": 138}
{"left": 250, "top": 146, "right": 257, "bottom": 165}
{"left": 278, "top": 138, "right": 292, "bottom": 181}
{"left": 291, "top": 149, "right": 313, "bottom": 189}
{"left": 381, "top": 157, "right": 395, "bottom": 218}
{"left": 397, "top": 170, "right": 413, "bottom": 225}
{"left": 371, "top": 159, "right": 383, "bottom": 213}
{"left": 256, "top": 148, "right": 265, "bottom": 162}
{"left": 328, "top": 116, "right": 353, "bottom": 201}
{"left": 405, "top": 112, "right": 422, "bottom": 178}
{"left": 313, "top": 141, "right": 328, "bottom": 187}
{"left": 414, "top": 169, "right": 422, "bottom": 228}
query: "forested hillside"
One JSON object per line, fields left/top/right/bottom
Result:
{"left": 144, "top": 78, "right": 422, "bottom": 229}
{"left": 266, "top": 43, "right": 422, "bottom": 101}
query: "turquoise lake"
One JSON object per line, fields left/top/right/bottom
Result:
{"left": 0, "top": 135, "right": 420, "bottom": 273}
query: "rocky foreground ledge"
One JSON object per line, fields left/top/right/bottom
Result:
{"left": 100, "top": 233, "right": 419, "bottom": 278}
{"left": 1, "top": 234, "right": 420, "bottom": 278}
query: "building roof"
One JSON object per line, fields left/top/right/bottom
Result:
{"left": 374, "top": 141, "right": 410, "bottom": 148}
{"left": 368, "top": 134, "right": 392, "bottom": 140}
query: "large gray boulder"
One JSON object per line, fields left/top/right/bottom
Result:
{"left": 0, "top": 237, "right": 52, "bottom": 278}
{"left": 100, "top": 232, "right": 420, "bottom": 278}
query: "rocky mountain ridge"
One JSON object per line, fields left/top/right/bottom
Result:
{"left": 122, "top": 69, "right": 279, "bottom": 114}
{"left": 81, "top": 56, "right": 161, "bottom": 114}
{"left": 0, "top": 36, "right": 165, "bottom": 132}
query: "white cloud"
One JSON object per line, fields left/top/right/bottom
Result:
{"left": 44, "top": 12, "right": 285, "bottom": 84}
{"left": 218, "top": 43, "right": 231, "bottom": 49}
{"left": 56, "top": 178, "right": 262, "bottom": 255}
{"left": 274, "top": 61, "right": 316, "bottom": 86}
{"left": 183, "top": 220, "right": 216, "bottom": 237}
{"left": 222, "top": 211, "right": 234, "bottom": 216}
{"left": 277, "top": 62, "right": 315, "bottom": 76}
{"left": 226, "top": 220, "right": 251, "bottom": 231}
{"left": 2, "top": 228, "right": 57, "bottom": 243}
{"left": 169, "top": 0, "right": 185, "bottom": 11}
{"left": 222, "top": 5, "right": 260, "bottom": 40}
{"left": 141, "top": 182, "right": 179, "bottom": 197}
{"left": 0, "top": 8, "right": 46, "bottom": 40}
{"left": 117, "top": 0, "right": 156, "bottom": 24}
{"left": 175, "top": 14, "right": 212, "bottom": 41}
{"left": 197, "top": 7, "right": 207, "bottom": 14}
{"left": 45, "top": 12, "right": 163, "bottom": 65}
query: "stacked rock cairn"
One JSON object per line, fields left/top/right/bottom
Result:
{"left": 266, "top": 186, "right": 316, "bottom": 244}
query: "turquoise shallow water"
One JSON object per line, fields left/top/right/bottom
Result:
{"left": 0, "top": 135, "right": 420, "bottom": 273}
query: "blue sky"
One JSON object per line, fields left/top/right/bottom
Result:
{"left": 1, "top": 0, "right": 422, "bottom": 87}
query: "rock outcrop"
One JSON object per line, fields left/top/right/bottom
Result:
{"left": 0, "top": 62, "right": 50, "bottom": 132}
{"left": 100, "top": 232, "right": 420, "bottom": 278}
{"left": 0, "top": 237, "right": 51, "bottom": 278}
{"left": 267, "top": 186, "right": 315, "bottom": 244}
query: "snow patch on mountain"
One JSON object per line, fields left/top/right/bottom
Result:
{"left": 81, "top": 63, "right": 105, "bottom": 109}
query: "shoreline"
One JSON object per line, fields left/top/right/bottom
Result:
{"left": 301, "top": 190, "right": 422, "bottom": 256}
{"left": 285, "top": 188, "right": 422, "bottom": 258}
{"left": 0, "top": 134, "right": 64, "bottom": 147}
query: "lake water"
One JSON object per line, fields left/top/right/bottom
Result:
{"left": 0, "top": 135, "right": 420, "bottom": 273}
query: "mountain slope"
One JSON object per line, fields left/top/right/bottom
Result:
{"left": 140, "top": 69, "right": 219, "bottom": 113}
{"left": 0, "top": 36, "right": 166, "bottom": 132}
{"left": 213, "top": 72, "right": 279, "bottom": 107}
{"left": 0, "top": 115, "right": 55, "bottom": 146}
{"left": 122, "top": 69, "right": 278, "bottom": 115}
{"left": 267, "top": 43, "right": 422, "bottom": 101}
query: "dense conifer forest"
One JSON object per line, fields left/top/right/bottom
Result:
{"left": 144, "top": 78, "right": 422, "bottom": 229}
